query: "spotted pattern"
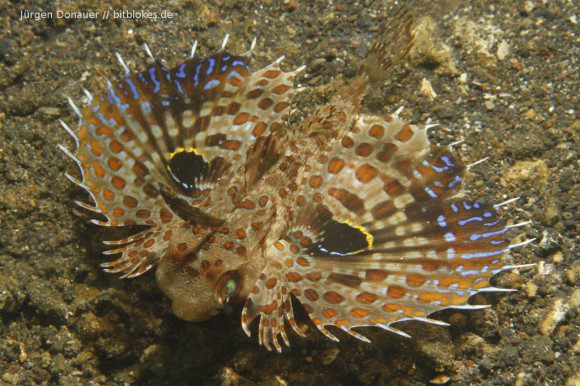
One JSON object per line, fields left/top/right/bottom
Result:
{"left": 61, "top": 6, "right": 528, "bottom": 354}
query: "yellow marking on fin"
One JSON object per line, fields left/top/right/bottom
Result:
{"left": 340, "top": 219, "right": 374, "bottom": 252}
{"left": 168, "top": 147, "right": 198, "bottom": 159}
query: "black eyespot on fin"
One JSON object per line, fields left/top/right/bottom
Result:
{"left": 309, "top": 219, "right": 372, "bottom": 257}
{"left": 167, "top": 148, "right": 209, "bottom": 191}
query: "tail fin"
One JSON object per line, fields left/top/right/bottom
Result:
{"left": 359, "top": 6, "right": 415, "bottom": 84}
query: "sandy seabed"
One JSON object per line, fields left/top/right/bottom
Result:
{"left": 0, "top": 0, "right": 577, "bottom": 384}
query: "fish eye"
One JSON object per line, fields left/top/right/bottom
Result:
{"left": 215, "top": 270, "right": 241, "bottom": 306}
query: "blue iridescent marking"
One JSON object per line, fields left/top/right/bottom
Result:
{"left": 148, "top": 68, "right": 161, "bottom": 93}
{"left": 484, "top": 220, "right": 500, "bottom": 227}
{"left": 451, "top": 203, "right": 459, "bottom": 212}
{"left": 138, "top": 72, "right": 148, "bottom": 85}
{"left": 107, "top": 87, "right": 125, "bottom": 112}
{"left": 141, "top": 101, "right": 152, "bottom": 115}
{"left": 221, "top": 65, "right": 228, "bottom": 71}
{"left": 92, "top": 104, "right": 101, "bottom": 112}
{"left": 222, "top": 55, "right": 231, "bottom": 61}
{"left": 446, "top": 248, "right": 455, "bottom": 258}
{"left": 413, "top": 170, "right": 424, "bottom": 179}
{"left": 459, "top": 269, "right": 481, "bottom": 277}
{"left": 448, "top": 175, "right": 462, "bottom": 188}
{"left": 484, "top": 212, "right": 493, "bottom": 217}
{"left": 204, "top": 79, "right": 220, "bottom": 90}
{"left": 461, "top": 249, "right": 506, "bottom": 260}
{"left": 173, "top": 79, "right": 184, "bottom": 94}
{"left": 423, "top": 159, "right": 448, "bottom": 173}
{"left": 227, "top": 70, "right": 243, "bottom": 80}
{"left": 232, "top": 59, "right": 245, "bottom": 67}
{"left": 463, "top": 201, "right": 472, "bottom": 210}
{"left": 458, "top": 216, "right": 483, "bottom": 226}
{"left": 97, "top": 113, "right": 116, "bottom": 128}
{"left": 194, "top": 63, "right": 202, "bottom": 86}
{"left": 474, "top": 202, "right": 480, "bottom": 208}
{"left": 444, "top": 232, "right": 456, "bottom": 242}
{"left": 434, "top": 181, "right": 443, "bottom": 187}
{"left": 161, "top": 101, "right": 170, "bottom": 106}
{"left": 125, "top": 79, "right": 140, "bottom": 100}
{"left": 206, "top": 58, "right": 215, "bottom": 75}
{"left": 491, "top": 240, "right": 506, "bottom": 245}
{"left": 425, "top": 186, "right": 438, "bottom": 198}
{"left": 437, "top": 215, "right": 447, "bottom": 227}
{"left": 470, "top": 228, "right": 507, "bottom": 241}
{"left": 441, "top": 155, "right": 453, "bottom": 166}
{"left": 173, "top": 63, "right": 185, "bottom": 79}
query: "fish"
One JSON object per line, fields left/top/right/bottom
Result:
{"left": 59, "top": 6, "right": 535, "bottom": 352}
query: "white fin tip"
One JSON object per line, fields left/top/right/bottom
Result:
{"left": 115, "top": 52, "right": 130, "bottom": 75}
{"left": 66, "top": 96, "right": 82, "bottom": 118}
{"left": 102, "top": 248, "right": 125, "bottom": 256}
{"left": 502, "top": 263, "right": 536, "bottom": 271}
{"left": 448, "top": 140, "right": 465, "bottom": 148}
{"left": 190, "top": 40, "right": 198, "bottom": 58}
{"left": 494, "top": 197, "right": 521, "bottom": 209}
{"left": 449, "top": 304, "right": 490, "bottom": 310}
{"left": 342, "top": 327, "right": 371, "bottom": 343}
{"left": 295, "top": 65, "right": 306, "bottom": 73}
{"left": 143, "top": 43, "right": 155, "bottom": 62}
{"left": 75, "top": 200, "right": 99, "bottom": 212}
{"left": 82, "top": 88, "right": 93, "bottom": 102}
{"left": 57, "top": 143, "right": 75, "bottom": 158}
{"left": 393, "top": 106, "right": 405, "bottom": 117}
{"left": 58, "top": 120, "right": 79, "bottom": 145}
{"left": 65, "top": 173, "right": 89, "bottom": 190}
{"left": 413, "top": 317, "right": 450, "bottom": 326}
{"left": 467, "top": 157, "right": 490, "bottom": 169}
{"left": 508, "top": 238, "right": 537, "bottom": 249}
{"left": 220, "top": 34, "right": 229, "bottom": 50}
{"left": 384, "top": 326, "right": 411, "bottom": 339}
{"left": 249, "top": 37, "right": 257, "bottom": 54}
{"left": 477, "top": 287, "right": 518, "bottom": 293}
{"left": 506, "top": 221, "right": 532, "bottom": 229}
{"left": 241, "top": 320, "right": 252, "bottom": 337}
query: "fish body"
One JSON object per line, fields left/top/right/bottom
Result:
{"left": 60, "top": 7, "right": 533, "bottom": 352}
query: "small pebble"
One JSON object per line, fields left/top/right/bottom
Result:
{"left": 420, "top": 78, "right": 438, "bottom": 101}
{"left": 539, "top": 298, "right": 569, "bottom": 336}
{"left": 285, "top": 0, "right": 297, "bottom": 11}
{"left": 484, "top": 100, "right": 495, "bottom": 110}
{"left": 430, "top": 375, "right": 451, "bottom": 384}
{"left": 497, "top": 40, "right": 510, "bottom": 61}
{"left": 39, "top": 107, "right": 61, "bottom": 116}
{"left": 524, "top": 281, "right": 538, "bottom": 297}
